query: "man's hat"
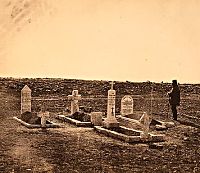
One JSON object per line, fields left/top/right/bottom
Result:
{"left": 172, "top": 80, "right": 177, "bottom": 85}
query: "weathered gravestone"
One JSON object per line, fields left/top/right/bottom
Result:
{"left": 21, "top": 85, "right": 31, "bottom": 114}
{"left": 68, "top": 90, "right": 81, "bottom": 114}
{"left": 91, "top": 112, "right": 103, "bottom": 126}
{"left": 38, "top": 111, "right": 50, "bottom": 127}
{"left": 103, "top": 81, "right": 119, "bottom": 128}
{"left": 139, "top": 112, "right": 151, "bottom": 139}
{"left": 121, "top": 95, "right": 133, "bottom": 116}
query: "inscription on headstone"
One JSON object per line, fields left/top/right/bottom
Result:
{"left": 121, "top": 95, "right": 133, "bottom": 116}
{"left": 21, "top": 85, "right": 31, "bottom": 114}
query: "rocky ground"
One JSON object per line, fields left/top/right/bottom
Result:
{"left": 0, "top": 78, "right": 200, "bottom": 173}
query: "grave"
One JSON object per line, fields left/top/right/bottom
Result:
{"left": 121, "top": 95, "right": 133, "bottom": 116}
{"left": 14, "top": 111, "right": 60, "bottom": 128}
{"left": 56, "top": 90, "right": 92, "bottom": 127}
{"left": 95, "top": 112, "right": 165, "bottom": 143}
{"left": 14, "top": 86, "right": 60, "bottom": 128}
{"left": 21, "top": 85, "right": 31, "bottom": 114}
{"left": 94, "top": 82, "right": 165, "bottom": 143}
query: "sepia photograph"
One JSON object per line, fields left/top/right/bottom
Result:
{"left": 0, "top": 0, "right": 200, "bottom": 172}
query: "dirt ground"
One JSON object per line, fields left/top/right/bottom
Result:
{"left": 1, "top": 84, "right": 200, "bottom": 173}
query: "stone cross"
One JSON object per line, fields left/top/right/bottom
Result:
{"left": 21, "top": 85, "right": 31, "bottom": 114}
{"left": 68, "top": 90, "right": 81, "bottom": 114}
{"left": 38, "top": 111, "right": 50, "bottom": 127}
{"left": 110, "top": 81, "right": 115, "bottom": 90}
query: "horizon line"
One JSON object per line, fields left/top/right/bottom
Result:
{"left": 0, "top": 75, "right": 199, "bottom": 85}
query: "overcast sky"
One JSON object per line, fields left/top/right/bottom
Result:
{"left": 0, "top": 0, "right": 199, "bottom": 83}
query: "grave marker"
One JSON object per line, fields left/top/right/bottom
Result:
{"left": 68, "top": 90, "right": 81, "bottom": 114}
{"left": 107, "top": 81, "right": 115, "bottom": 117}
{"left": 91, "top": 112, "right": 103, "bottom": 126}
{"left": 21, "top": 85, "right": 31, "bottom": 114}
{"left": 139, "top": 112, "right": 151, "bottom": 139}
{"left": 103, "top": 81, "right": 119, "bottom": 128}
{"left": 121, "top": 95, "right": 133, "bottom": 116}
{"left": 38, "top": 111, "right": 50, "bottom": 127}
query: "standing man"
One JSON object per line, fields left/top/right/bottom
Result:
{"left": 168, "top": 80, "right": 180, "bottom": 120}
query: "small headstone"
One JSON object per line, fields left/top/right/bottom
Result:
{"left": 68, "top": 90, "right": 81, "bottom": 114}
{"left": 21, "top": 85, "right": 31, "bottom": 114}
{"left": 91, "top": 112, "right": 103, "bottom": 126}
{"left": 139, "top": 112, "right": 151, "bottom": 139}
{"left": 38, "top": 111, "right": 50, "bottom": 127}
{"left": 121, "top": 95, "right": 133, "bottom": 116}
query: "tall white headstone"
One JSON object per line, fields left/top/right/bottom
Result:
{"left": 121, "top": 95, "right": 133, "bottom": 116}
{"left": 107, "top": 82, "right": 116, "bottom": 117}
{"left": 103, "top": 81, "right": 119, "bottom": 128}
{"left": 21, "top": 85, "right": 31, "bottom": 114}
{"left": 68, "top": 90, "right": 81, "bottom": 114}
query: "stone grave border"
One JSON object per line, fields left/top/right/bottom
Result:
{"left": 94, "top": 125, "right": 165, "bottom": 143}
{"left": 13, "top": 116, "right": 61, "bottom": 129}
{"left": 56, "top": 115, "right": 92, "bottom": 127}
{"left": 94, "top": 114, "right": 166, "bottom": 143}
{"left": 152, "top": 119, "right": 175, "bottom": 130}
